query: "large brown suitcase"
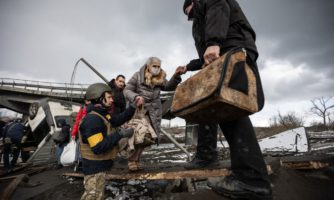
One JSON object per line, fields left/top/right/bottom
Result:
{"left": 171, "top": 48, "right": 260, "bottom": 123}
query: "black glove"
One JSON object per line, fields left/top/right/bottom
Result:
{"left": 119, "top": 128, "right": 134, "bottom": 138}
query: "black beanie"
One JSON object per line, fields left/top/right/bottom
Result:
{"left": 183, "top": 0, "right": 193, "bottom": 14}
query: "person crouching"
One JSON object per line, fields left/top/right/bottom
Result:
{"left": 79, "top": 83, "right": 136, "bottom": 200}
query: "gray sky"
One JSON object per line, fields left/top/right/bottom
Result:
{"left": 1, "top": 0, "right": 333, "bottom": 126}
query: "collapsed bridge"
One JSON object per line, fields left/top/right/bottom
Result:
{"left": 0, "top": 78, "right": 174, "bottom": 118}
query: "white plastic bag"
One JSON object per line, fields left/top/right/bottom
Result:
{"left": 60, "top": 139, "right": 77, "bottom": 166}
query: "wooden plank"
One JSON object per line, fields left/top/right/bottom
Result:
{"left": 280, "top": 154, "right": 334, "bottom": 169}
{"left": 0, "top": 175, "right": 22, "bottom": 182}
{"left": 0, "top": 164, "right": 28, "bottom": 178}
{"left": 0, "top": 165, "right": 47, "bottom": 180}
{"left": 1, "top": 174, "right": 29, "bottom": 200}
{"left": 63, "top": 162, "right": 273, "bottom": 180}
{"left": 281, "top": 160, "right": 333, "bottom": 169}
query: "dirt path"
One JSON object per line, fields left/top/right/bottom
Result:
{"left": 8, "top": 165, "right": 332, "bottom": 200}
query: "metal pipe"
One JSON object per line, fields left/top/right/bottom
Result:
{"left": 26, "top": 132, "right": 52, "bottom": 164}
{"left": 161, "top": 128, "right": 191, "bottom": 161}
{"left": 79, "top": 58, "right": 109, "bottom": 84}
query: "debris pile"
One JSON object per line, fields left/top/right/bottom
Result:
{"left": 308, "top": 131, "right": 334, "bottom": 152}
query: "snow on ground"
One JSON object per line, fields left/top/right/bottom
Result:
{"left": 217, "top": 127, "right": 309, "bottom": 153}
{"left": 258, "top": 127, "right": 308, "bottom": 153}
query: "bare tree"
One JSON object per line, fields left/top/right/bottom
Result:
{"left": 278, "top": 111, "right": 304, "bottom": 128}
{"left": 269, "top": 111, "right": 304, "bottom": 129}
{"left": 310, "top": 96, "right": 334, "bottom": 126}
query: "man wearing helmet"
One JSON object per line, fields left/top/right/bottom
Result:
{"left": 79, "top": 83, "right": 137, "bottom": 200}
{"left": 178, "top": 0, "right": 272, "bottom": 199}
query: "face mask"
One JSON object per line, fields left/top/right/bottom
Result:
{"left": 149, "top": 66, "right": 161, "bottom": 76}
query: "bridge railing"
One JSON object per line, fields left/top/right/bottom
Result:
{"left": 0, "top": 78, "right": 89, "bottom": 96}
{"left": 0, "top": 78, "right": 175, "bottom": 99}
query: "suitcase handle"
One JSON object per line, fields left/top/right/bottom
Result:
{"left": 172, "top": 47, "right": 245, "bottom": 115}
{"left": 212, "top": 47, "right": 246, "bottom": 98}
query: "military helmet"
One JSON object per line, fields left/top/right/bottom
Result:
{"left": 85, "top": 83, "right": 112, "bottom": 100}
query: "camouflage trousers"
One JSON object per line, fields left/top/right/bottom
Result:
{"left": 80, "top": 172, "right": 106, "bottom": 200}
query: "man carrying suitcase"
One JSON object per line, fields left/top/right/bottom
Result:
{"left": 178, "top": 0, "right": 272, "bottom": 199}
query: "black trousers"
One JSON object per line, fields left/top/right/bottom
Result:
{"left": 3, "top": 143, "right": 21, "bottom": 170}
{"left": 196, "top": 116, "right": 270, "bottom": 188}
{"left": 196, "top": 49, "right": 269, "bottom": 187}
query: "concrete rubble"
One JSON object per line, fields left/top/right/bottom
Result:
{"left": 1, "top": 128, "right": 334, "bottom": 199}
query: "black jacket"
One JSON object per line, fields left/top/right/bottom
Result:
{"left": 53, "top": 119, "right": 70, "bottom": 145}
{"left": 187, "top": 0, "right": 264, "bottom": 110}
{"left": 108, "top": 79, "right": 126, "bottom": 115}
{"left": 2, "top": 122, "right": 25, "bottom": 144}
{"left": 53, "top": 125, "right": 70, "bottom": 145}
{"left": 187, "top": 0, "right": 258, "bottom": 71}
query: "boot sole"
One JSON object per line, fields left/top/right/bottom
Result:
{"left": 211, "top": 186, "right": 272, "bottom": 200}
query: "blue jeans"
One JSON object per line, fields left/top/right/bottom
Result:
{"left": 55, "top": 144, "right": 65, "bottom": 165}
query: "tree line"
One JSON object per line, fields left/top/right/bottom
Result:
{"left": 269, "top": 96, "right": 334, "bottom": 132}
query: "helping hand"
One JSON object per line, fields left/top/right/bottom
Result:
{"left": 174, "top": 66, "right": 187, "bottom": 75}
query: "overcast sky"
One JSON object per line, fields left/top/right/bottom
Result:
{"left": 1, "top": 0, "right": 333, "bottom": 126}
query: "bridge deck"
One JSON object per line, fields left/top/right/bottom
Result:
{"left": 0, "top": 78, "right": 174, "bottom": 100}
